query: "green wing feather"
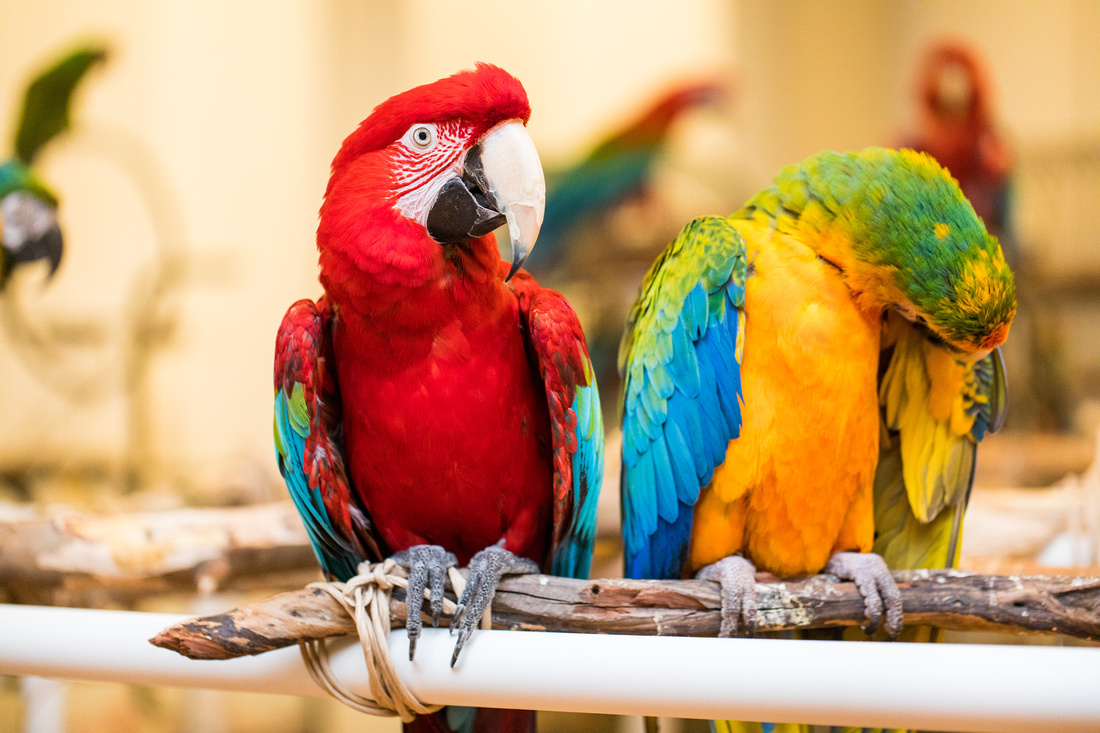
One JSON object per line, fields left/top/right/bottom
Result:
{"left": 15, "top": 46, "right": 107, "bottom": 164}
{"left": 0, "top": 160, "right": 55, "bottom": 203}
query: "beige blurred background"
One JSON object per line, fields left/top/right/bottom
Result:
{"left": 0, "top": 0, "right": 1097, "bottom": 496}
{"left": 1, "top": 1, "right": 1098, "bottom": 732}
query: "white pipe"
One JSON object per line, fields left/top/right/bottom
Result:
{"left": 20, "top": 676, "right": 66, "bottom": 733}
{"left": 0, "top": 604, "right": 1098, "bottom": 732}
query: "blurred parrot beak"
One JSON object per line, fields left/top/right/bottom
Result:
{"left": 26, "top": 222, "right": 63, "bottom": 278}
{"left": 1, "top": 191, "right": 63, "bottom": 283}
{"left": 426, "top": 120, "right": 545, "bottom": 281}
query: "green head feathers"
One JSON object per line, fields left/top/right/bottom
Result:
{"left": 0, "top": 160, "right": 56, "bottom": 204}
{"left": 737, "top": 147, "right": 1016, "bottom": 352}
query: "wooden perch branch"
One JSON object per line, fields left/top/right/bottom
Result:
{"left": 0, "top": 502, "right": 319, "bottom": 607}
{"left": 151, "top": 570, "right": 1100, "bottom": 660}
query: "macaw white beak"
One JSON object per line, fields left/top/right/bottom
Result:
{"left": 476, "top": 120, "right": 545, "bottom": 281}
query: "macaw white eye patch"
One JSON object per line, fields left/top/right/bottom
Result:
{"left": 1, "top": 191, "right": 56, "bottom": 251}
{"left": 392, "top": 120, "right": 467, "bottom": 226}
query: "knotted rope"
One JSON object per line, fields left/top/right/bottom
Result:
{"left": 300, "top": 558, "right": 469, "bottom": 721}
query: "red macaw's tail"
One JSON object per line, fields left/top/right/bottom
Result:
{"left": 405, "top": 707, "right": 536, "bottom": 733}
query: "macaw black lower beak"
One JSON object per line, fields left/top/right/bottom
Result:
{"left": 27, "top": 223, "right": 63, "bottom": 277}
{"left": 426, "top": 144, "right": 506, "bottom": 245}
{"left": 425, "top": 120, "right": 545, "bottom": 281}
{"left": 2, "top": 222, "right": 62, "bottom": 287}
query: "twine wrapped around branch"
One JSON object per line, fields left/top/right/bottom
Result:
{"left": 299, "top": 559, "right": 472, "bottom": 721}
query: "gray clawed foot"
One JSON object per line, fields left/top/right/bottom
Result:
{"left": 824, "top": 551, "right": 903, "bottom": 638}
{"left": 695, "top": 555, "right": 757, "bottom": 638}
{"left": 450, "top": 539, "right": 538, "bottom": 667}
{"left": 392, "top": 544, "right": 457, "bottom": 660}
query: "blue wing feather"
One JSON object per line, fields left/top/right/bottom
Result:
{"left": 274, "top": 388, "right": 361, "bottom": 581}
{"left": 650, "top": 434, "right": 679, "bottom": 522}
{"left": 620, "top": 216, "right": 747, "bottom": 580}
{"left": 549, "top": 378, "right": 605, "bottom": 579}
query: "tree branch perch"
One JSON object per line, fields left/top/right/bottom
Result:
{"left": 0, "top": 502, "right": 319, "bottom": 607}
{"left": 151, "top": 569, "right": 1100, "bottom": 660}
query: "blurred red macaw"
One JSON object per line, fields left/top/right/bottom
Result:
{"left": 906, "top": 41, "right": 1012, "bottom": 245}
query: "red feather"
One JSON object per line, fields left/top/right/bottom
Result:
{"left": 331, "top": 63, "right": 530, "bottom": 174}
{"left": 274, "top": 298, "right": 380, "bottom": 563}
{"left": 314, "top": 64, "right": 584, "bottom": 568}
{"left": 508, "top": 269, "right": 593, "bottom": 553}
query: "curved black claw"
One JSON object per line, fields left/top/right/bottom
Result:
{"left": 450, "top": 540, "right": 538, "bottom": 667}
{"left": 392, "top": 544, "right": 457, "bottom": 660}
{"left": 824, "top": 551, "right": 903, "bottom": 638}
{"left": 695, "top": 555, "right": 758, "bottom": 638}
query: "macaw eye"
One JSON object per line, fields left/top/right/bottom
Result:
{"left": 406, "top": 124, "right": 437, "bottom": 151}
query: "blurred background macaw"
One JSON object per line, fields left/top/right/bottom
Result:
{"left": 1, "top": 47, "right": 105, "bottom": 289}
{"left": 904, "top": 40, "right": 1013, "bottom": 254}
{"left": 524, "top": 79, "right": 727, "bottom": 279}
{"left": 521, "top": 79, "right": 730, "bottom": 407}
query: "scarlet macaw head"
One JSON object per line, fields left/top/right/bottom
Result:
{"left": 318, "top": 64, "right": 545, "bottom": 302}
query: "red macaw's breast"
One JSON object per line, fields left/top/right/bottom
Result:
{"left": 689, "top": 221, "right": 883, "bottom": 577}
{"left": 333, "top": 282, "right": 554, "bottom": 567}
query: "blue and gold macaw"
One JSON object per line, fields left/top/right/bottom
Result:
{"left": 620, "top": 147, "right": 1013, "bottom": 731}
{"left": 621, "top": 146, "right": 1011, "bottom": 636}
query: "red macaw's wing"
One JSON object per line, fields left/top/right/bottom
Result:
{"left": 509, "top": 271, "right": 604, "bottom": 580}
{"left": 274, "top": 297, "right": 383, "bottom": 581}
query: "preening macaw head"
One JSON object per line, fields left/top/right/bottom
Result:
{"left": 0, "top": 160, "right": 63, "bottom": 288}
{"left": 847, "top": 149, "right": 1015, "bottom": 355}
{"left": 318, "top": 63, "right": 545, "bottom": 301}
{"left": 750, "top": 148, "right": 1016, "bottom": 356}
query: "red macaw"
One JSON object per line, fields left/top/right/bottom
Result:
{"left": 274, "top": 64, "right": 603, "bottom": 733}
{"left": 905, "top": 41, "right": 1012, "bottom": 244}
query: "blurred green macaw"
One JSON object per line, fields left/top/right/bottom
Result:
{"left": 523, "top": 79, "right": 726, "bottom": 277}
{"left": 1, "top": 46, "right": 106, "bottom": 288}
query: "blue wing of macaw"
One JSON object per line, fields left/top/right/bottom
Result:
{"left": 619, "top": 216, "right": 748, "bottom": 580}
{"left": 549, "top": 357, "right": 604, "bottom": 579}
